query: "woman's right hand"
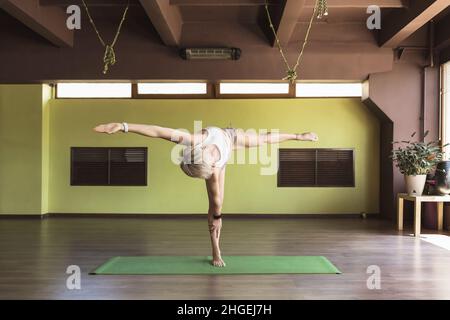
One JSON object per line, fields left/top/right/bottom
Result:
{"left": 93, "top": 123, "right": 123, "bottom": 134}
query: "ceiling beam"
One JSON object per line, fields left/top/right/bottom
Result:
{"left": 171, "top": 0, "right": 276, "bottom": 5}
{"left": 259, "top": 0, "right": 305, "bottom": 47}
{"left": 434, "top": 14, "right": 450, "bottom": 51}
{"left": 379, "top": 0, "right": 450, "bottom": 48}
{"left": 40, "top": 0, "right": 139, "bottom": 7}
{"left": 138, "top": 0, "right": 182, "bottom": 47}
{"left": 441, "top": 44, "right": 450, "bottom": 64}
{"left": 40, "top": 0, "right": 408, "bottom": 8}
{"left": 304, "top": 0, "right": 407, "bottom": 8}
{"left": 170, "top": 0, "right": 407, "bottom": 7}
{"left": 275, "top": 0, "right": 306, "bottom": 46}
{"left": 0, "top": 0, "right": 73, "bottom": 47}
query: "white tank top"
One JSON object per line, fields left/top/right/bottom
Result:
{"left": 203, "top": 127, "right": 232, "bottom": 168}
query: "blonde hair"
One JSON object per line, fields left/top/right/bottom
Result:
{"left": 179, "top": 145, "right": 214, "bottom": 180}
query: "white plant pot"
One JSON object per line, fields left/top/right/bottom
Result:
{"left": 404, "top": 174, "right": 427, "bottom": 196}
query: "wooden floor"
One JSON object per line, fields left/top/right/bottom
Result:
{"left": 1, "top": 216, "right": 450, "bottom": 300}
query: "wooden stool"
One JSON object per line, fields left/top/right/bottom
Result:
{"left": 397, "top": 193, "right": 450, "bottom": 237}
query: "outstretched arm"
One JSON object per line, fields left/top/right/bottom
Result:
{"left": 93, "top": 123, "right": 192, "bottom": 145}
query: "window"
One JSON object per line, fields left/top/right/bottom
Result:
{"left": 219, "top": 82, "right": 290, "bottom": 95}
{"left": 137, "top": 82, "right": 207, "bottom": 95}
{"left": 278, "top": 149, "right": 355, "bottom": 187}
{"left": 71, "top": 147, "right": 147, "bottom": 186}
{"left": 57, "top": 83, "right": 132, "bottom": 98}
{"left": 55, "top": 81, "right": 363, "bottom": 99}
{"left": 296, "top": 82, "right": 362, "bottom": 98}
{"left": 443, "top": 62, "right": 450, "bottom": 158}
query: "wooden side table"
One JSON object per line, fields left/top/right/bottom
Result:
{"left": 397, "top": 193, "right": 450, "bottom": 237}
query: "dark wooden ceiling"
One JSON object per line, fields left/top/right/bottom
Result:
{"left": 2, "top": 0, "right": 447, "bottom": 47}
{"left": 0, "top": 0, "right": 449, "bottom": 82}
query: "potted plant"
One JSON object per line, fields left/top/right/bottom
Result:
{"left": 391, "top": 131, "right": 446, "bottom": 196}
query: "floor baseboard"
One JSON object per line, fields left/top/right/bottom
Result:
{"left": 37, "top": 212, "right": 380, "bottom": 219}
{"left": 0, "top": 214, "right": 46, "bottom": 219}
{"left": 0, "top": 212, "right": 381, "bottom": 219}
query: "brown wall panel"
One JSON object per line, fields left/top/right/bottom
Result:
{"left": 367, "top": 55, "right": 440, "bottom": 220}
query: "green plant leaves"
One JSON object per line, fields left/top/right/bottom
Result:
{"left": 391, "top": 132, "right": 445, "bottom": 175}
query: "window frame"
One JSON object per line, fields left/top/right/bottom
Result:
{"left": 441, "top": 62, "right": 450, "bottom": 157}
{"left": 55, "top": 83, "right": 133, "bottom": 99}
{"left": 54, "top": 81, "right": 363, "bottom": 100}
{"left": 295, "top": 82, "right": 363, "bottom": 98}
{"left": 215, "top": 81, "right": 295, "bottom": 99}
{"left": 132, "top": 82, "right": 214, "bottom": 99}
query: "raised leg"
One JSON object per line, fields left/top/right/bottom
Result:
{"left": 414, "top": 200, "right": 421, "bottom": 237}
{"left": 437, "top": 202, "right": 444, "bottom": 231}
{"left": 397, "top": 196, "right": 404, "bottom": 231}
{"left": 234, "top": 129, "right": 317, "bottom": 149}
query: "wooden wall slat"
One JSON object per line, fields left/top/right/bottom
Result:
{"left": 71, "top": 147, "right": 147, "bottom": 186}
{"left": 278, "top": 149, "right": 354, "bottom": 187}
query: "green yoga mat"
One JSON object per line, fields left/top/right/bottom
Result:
{"left": 91, "top": 256, "right": 341, "bottom": 275}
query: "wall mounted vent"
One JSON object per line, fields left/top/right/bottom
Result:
{"left": 180, "top": 47, "right": 241, "bottom": 60}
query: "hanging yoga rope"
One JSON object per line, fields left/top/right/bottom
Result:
{"left": 81, "top": 0, "right": 130, "bottom": 74}
{"left": 265, "top": 0, "right": 328, "bottom": 83}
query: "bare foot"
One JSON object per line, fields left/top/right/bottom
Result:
{"left": 212, "top": 256, "right": 226, "bottom": 267}
{"left": 93, "top": 123, "right": 122, "bottom": 134}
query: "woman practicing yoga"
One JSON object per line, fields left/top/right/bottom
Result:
{"left": 94, "top": 123, "right": 319, "bottom": 267}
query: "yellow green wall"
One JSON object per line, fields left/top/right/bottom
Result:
{"left": 0, "top": 84, "right": 379, "bottom": 215}
{"left": 49, "top": 97, "right": 380, "bottom": 214}
{"left": 41, "top": 85, "right": 52, "bottom": 213}
{"left": 0, "top": 84, "right": 51, "bottom": 215}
